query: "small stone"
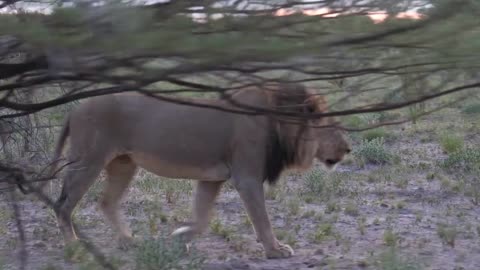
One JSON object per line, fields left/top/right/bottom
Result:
{"left": 314, "top": 248, "right": 324, "bottom": 255}
{"left": 304, "top": 258, "right": 321, "bottom": 268}
{"left": 228, "top": 258, "right": 250, "bottom": 270}
{"left": 357, "top": 260, "right": 368, "bottom": 268}
{"left": 32, "top": 241, "right": 47, "bottom": 249}
{"left": 203, "top": 263, "right": 230, "bottom": 270}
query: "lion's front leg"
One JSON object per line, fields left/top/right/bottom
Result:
{"left": 232, "top": 178, "right": 294, "bottom": 259}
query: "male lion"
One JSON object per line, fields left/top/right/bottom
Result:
{"left": 48, "top": 83, "right": 350, "bottom": 259}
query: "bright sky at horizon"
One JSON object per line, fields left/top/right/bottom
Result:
{"left": 0, "top": 0, "right": 424, "bottom": 23}
{"left": 275, "top": 7, "right": 423, "bottom": 23}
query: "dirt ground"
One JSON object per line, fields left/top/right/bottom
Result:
{"left": 1, "top": 114, "right": 480, "bottom": 270}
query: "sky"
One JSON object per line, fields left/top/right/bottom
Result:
{"left": 0, "top": 0, "right": 424, "bottom": 23}
{"left": 275, "top": 7, "right": 423, "bottom": 23}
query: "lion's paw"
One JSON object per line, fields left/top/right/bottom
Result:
{"left": 265, "top": 242, "right": 294, "bottom": 259}
{"left": 172, "top": 226, "right": 194, "bottom": 237}
{"left": 172, "top": 226, "right": 196, "bottom": 242}
{"left": 171, "top": 226, "right": 196, "bottom": 253}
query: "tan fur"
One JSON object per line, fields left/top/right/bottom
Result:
{"left": 51, "top": 83, "right": 350, "bottom": 259}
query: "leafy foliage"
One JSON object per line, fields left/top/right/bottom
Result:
{"left": 302, "top": 169, "right": 357, "bottom": 201}
{"left": 442, "top": 147, "right": 480, "bottom": 172}
{"left": 353, "top": 138, "right": 393, "bottom": 166}
{"left": 362, "top": 128, "right": 389, "bottom": 142}
{"left": 303, "top": 169, "right": 328, "bottom": 195}
{"left": 462, "top": 103, "right": 480, "bottom": 115}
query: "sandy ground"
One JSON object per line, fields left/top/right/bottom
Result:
{"left": 1, "top": 125, "right": 480, "bottom": 270}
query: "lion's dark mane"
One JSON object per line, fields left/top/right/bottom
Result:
{"left": 264, "top": 83, "right": 313, "bottom": 184}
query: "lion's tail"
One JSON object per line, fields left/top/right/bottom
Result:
{"left": 18, "top": 115, "right": 70, "bottom": 194}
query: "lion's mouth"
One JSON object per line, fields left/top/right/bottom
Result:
{"left": 325, "top": 158, "right": 341, "bottom": 167}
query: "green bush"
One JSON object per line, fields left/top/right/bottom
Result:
{"left": 439, "top": 133, "right": 464, "bottom": 154}
{"left": 463, "top": 173, "right": 480, "bottom": 205}
{"left": 343, "top": 115, "right": 367, "bottom": 129}
{"left": 342, "top": 115, "right": 366, "bottom": 141}
{"left": 135, "top": 237, "right": 205, "bottom": 270}
{"left": 377, "top": 111, "right": 402, "bottom": 123}
{"left": 462, "top": 103, "right": 480, "bottom": 115}
{"left": 353, "top": 138, "right": 393, "bottom": 166}
{"left": 303, "top": 169, "right": 327, "bottom": 195}
{"left": 442, "top": 147, "right": 480, "bottom": 204}
{"left": 362, "top": 128, "right": 389, "bottom": 142}
{"left": 442, "top": 147, "right": 480, "bottom": 172}
{"left": 302, "top": 170, "right": 355, "bottom": 201}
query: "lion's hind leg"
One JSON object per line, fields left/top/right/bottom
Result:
{"left": 172, "top": 181, "right": 223, "bottom": 245}
{"left": 54, "top": 156, "right": 105, "bottom": 244}
{"left": 101, "top": 155, "right": 137, "bottom": 249}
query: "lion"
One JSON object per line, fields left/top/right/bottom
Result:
{"left": 47, "top": 83, "right": 350, "bottom": 259}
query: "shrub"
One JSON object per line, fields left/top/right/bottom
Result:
{"left": 439, "top": 133, "right": 464, "bottom": 154}
{"left": 63, "top": 241, "right": 89, "bottom": 263}
{"left": 462, "top": 103, "right": 480, "bottom": 115}
{"left": 375, "top": 248, "right": 422, "bottom": 270}
{"left": 136, "top": 173, "right": 164, "bottom": 194}
{"left": 302, "top": 170, "right": 355, "bottom": 201}
{"left": 377, "top": 111, "right": 402, "bottom": 123}
{"left": 343, "top": 115, "right": 367, "bottom": 129}
{"left": 353, "top": 138, "right": 392, "bottom": 166}
{"left": 136, "top": 173, "right": 193, "bottom": 204}
{"left": 441, "top": 147, "right": 480, "bottom": 203}
{"left": 0, "top": 207, "right": 11, "bottom": 236}
{"left": 383, "top": 229, "right": 398, "bottom": 247}
{"left": 210, "top": 219, "right": 235, "bottom": 240}
{"left": 134, "top": 237, "right": 205, "bottom": 270}
{"left": 437, "top": 223, "right": 457, "bottom": 247}
{"left": 342, "top": 115, "right": 366, "bottom": 141}
{"left": 344, "top": 201, "right": 360, "bottom": 216}
{"left": 311, "top": 223, "right": 335, "bottom": 243}
{"left": 362, "top": 128, "right": 388, "bottom": 142}
{"left": 442, "top": 147, "right": 480, "bottom": 172}
{"left": 286, "top": 198, "right": 301, "bottom": 216}
{"left": 463, "top": 173, "right": 480, "bottom": 205}
{"left": 303, "top": 169, "right": 327, "bottom": 195}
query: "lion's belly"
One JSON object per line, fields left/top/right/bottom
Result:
{"left": 131, "top": 152, "right": 230, "bottom": 181}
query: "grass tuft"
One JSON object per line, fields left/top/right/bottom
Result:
{"left": 374, "top": 247, "right": 423, "bottom": 270}
{"left": 134, "top": 236, "right": 205, "bottom": 270}
{"left": 439, "top": 133, "right": 464, "bottom": 154}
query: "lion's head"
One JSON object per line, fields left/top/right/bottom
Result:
{"left": 264, "top": 83, "right": 351, "bottom": 183}
{"left": 307, "top": 94, "right": 351, "bottom": 169}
